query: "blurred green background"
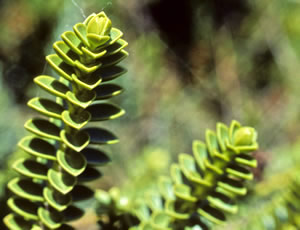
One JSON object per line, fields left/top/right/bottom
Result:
{"left": 1, "top": 0, "right": 300, "bottom": 229}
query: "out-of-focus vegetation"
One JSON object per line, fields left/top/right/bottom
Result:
{"left": 1, "top": 0, "right": 300, "bottom": 229}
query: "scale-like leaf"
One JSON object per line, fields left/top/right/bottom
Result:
{"left": 61, "top": 31, "right": 83, "bottom": 56}
{"left": 90, "top": 65, "right": 127, "bottom": 82}
{"left": 48, "top": 169, "right": 77, "bottom": 195}
{"left": 62, "top": 205, "right": 84, "bottom": 222}
{"left": 71, "top": 185, "right": 94, "bottom": 202}
{"left": 24, "top": 118, "right": 61, "bottom": 141}
{"left": 8, "top": 178, "right": 44, "bottom": 202}
{"left": 34, "top": 75, "right": 69, "bottom": 99}
{"left": 87, "top": 103, "right": 125, "bottom": 121}
{"left": 3, "top": 214, "right": 33, "bottom": 230}
{"left": 105, "top": 38, "right": 128, "bottom": 57}
{"left": 78, "top": 166, "right": 102, "bottom": 182}
{"left": 101, "top": 50, "right": 129, "bottom": 68}
{"left": 13, "top": 158, "right": 48, "bottom": 180}
{"left": 83, "top": 127, "right": 119, "bottom": 144}
{"left": 28, "top": 97, "right": 64, "bottom": 119}
{"left": 81, "top": 147, "right": 111, "bottom": 166}
{"left": 72, "top": 73, "right": 102, "bottom": 90}
{"left": 18, "top": 136, "right": 57, "bottom": 161}
{"left": 66, "top": 90, "right": 96, "bottom": 109}
{"left": 7, "top": 198, "right": 39, "bottom": 221}
{"left": 38, "top": 207, "right": 62, "bottom": 229}
{"left": 43, "top": 187, "right": 71, "bottom": 211}
{"left": 57, "top": 149, "right": 87, "bottom": 176}
{"left": 61, "top": 110, "right": 91, "bottom": 130}
{"left": 46, "top": 54, "right": 74, "bottom": 81}
{"left": 60, "top": 130, "right": 90, "bottom": 152}
{"left": 53, "top": 41, "right": 77, "bottom": 66}
{"left": 94, "top": 83, "right": 123, "bottom": 100}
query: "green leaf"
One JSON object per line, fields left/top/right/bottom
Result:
{"left": 207, "top": 192, "right": 238, "bottom": 214}
{"left": 53, "top": 41, "right": 77, "bottom": 66}
{"left": 235, "top": 154, "right": 257, "bottom": 168}
{"left": 72, "top": 73, "right": 102, "bottom": 90}
{"left": 60, "top": 130, "right": 90, "bottom": 152}
{"left": 217, "top": 177, "right": 247, "bottom": 196}
{"left": 81, "top": 147, "right": 111, "bottom": 166}
{"left": 226, "top": 164, "right": 253, "bottom": 180}
{"left": 62, "top": 205, "right": 84, "bottom": 222}
{"left": 198, "top": 205, "right": 225, "bottom": 225}
{"left": 146, "top": 193, "right": 163, "bottom": 211}
{"left": 3, "top": 214, "right": 33, "bottom": 230}
{"left": 165, "top": 200, "right": 189, "bottom": 220}
{"left": 71, "top": 185, "right": 94, "bottom": 202}
{"left": 179, "top": 154, "right": 211, "bottom": 187}
{"left": 170, "top": 164, "right": 183, "bottom": 184}
{"left": 74, "top": 60, "right": 101, "bottom": 74}
{"left": 24, "top": 118, "right": 61, "bottom": 141}
{"left": 100, "top": 49, "right": 129, "bottom": 68}
{"left": 78, "top": 166, "right": 102, "bottom": 182}
{"left": 205, "top": 132, "right": 218, "bottom": 156}
{"left": 61, "top": 31, "right": 83, "bottom": 56}
{"left": 87, "top": 103, "right": 125, "bottom": 121}
{"left": 48, "top": 169, "right": 77, "bottom": 194}
{"left": 7, "top": 198, "right": 39, "bottom": 221}
{"left": 46, "top": 54, "right": 74, "bottom": 81}
{"left": 106, "top": 28, "right": 124, "bottom": 47}
{"left": 83, "top": 127, "right": 119, "bottom": 145}
{"left": 94, "top": 83, "right": 123, "bottom": 100}
{"left": 8, "top": 178, "right": 44, "bottom": 202}
{"left": 34, "top": 75, "right": 69, "bottom": 99}
{"left": 173, "top": 184, "right": 197, "bottom": 202}
{"left": 204, "top": 158, "right": 223, "bottom": 175}
{"left": 43, "top": 187, "right": 71, "bottom": 211}
{"left": 228, "top": 120, "right": 241, "bottom": 144}
{"left": 27, "top": 97, "right": 64, "bottom": 119}
{"left": 216, "top": 123, "right": 229, "bottom": 152}
{"left": 57, "top": 149, "right": 87, "bottom": 176}
{"left": 105, "top": 38, "right": 128, "bottom": 57}
{"left": 134, "top": 201, "right": 151, "bottom": 221}
{"left": 38, "top": 207, "right": 62, "bottom": 229}
{"left": 61, "top": 110, "right": 91, "bottom": 130}
{"left": 81, "top": 47, "right": 107, "bottom": 60}
{"left": 66, "top": 90, "right": 96, "bottom": 109}
{"left": 83, "top": 13, "right": 97, "bottom": 25}
{"left": 90, "top": 65, "right": 127, "bottom": 82}
{"left": 18, "top": 136, "right": 57, "bottom": 161}
{"left": 13, "top": 158, "right": 48, "bottom": 180}
{"left": 87, "top": 34, "right": 110, "bottom": 50}
{"left": 192, "top": 141, "right": 207, "bottom": 171}
{"left": 73, "top": 23, "right": 89, "bottom": 47}
{"left": 158, "top": 176, "right": 175, "bottom": 200}
{"left": 151, "top": 212, "right": 171, "bottom": 229}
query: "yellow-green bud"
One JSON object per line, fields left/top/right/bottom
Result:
{"left": 87, "top": 13, "right": 112, "bottom": 36}
{"left": 233, "top": 127, "right": 257, "bottom": 146}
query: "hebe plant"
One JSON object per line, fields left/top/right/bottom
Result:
{"left": 4, "top": 12, "right": 128, "bottom": 230}
{"left": 95, "top": 121, "right": 258, "bottom": 229}
{"left": 3, "top": 11, "right": 260, "bottom": 230}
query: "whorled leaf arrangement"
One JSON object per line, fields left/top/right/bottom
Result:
{"left": 96, "top": 120, "right": 258, "bottom": 230}
{"left": 4, "top": 12, "right": 128, "bottom": 230}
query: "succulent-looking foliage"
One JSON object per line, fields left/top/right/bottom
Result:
{"left": 251, "top": 175, "right": 300, "bottom": 230}
{"left": 4, "top": 12, "right": 128, "bottom": 230}
{"left": 96, "top": 120, "right": 259, "bottom": 230}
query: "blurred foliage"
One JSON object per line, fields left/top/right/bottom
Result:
{"left": 1, "top": 0, "right": 300, "bottom": 229}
